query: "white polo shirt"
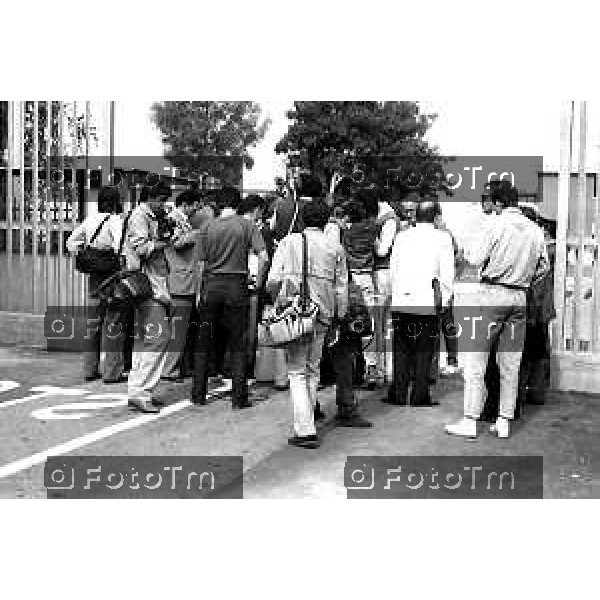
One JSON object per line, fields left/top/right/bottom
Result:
{"left": 390, "top": 222, "right": 455, "bottom": 315}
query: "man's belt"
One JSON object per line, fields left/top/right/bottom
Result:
{"left": 205, "top": 272, "right": 248, "bottom": 278}
{"left": 480, "top": 277, "right": 528, "bottom": 291}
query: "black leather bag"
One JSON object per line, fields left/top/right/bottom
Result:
{"left": 96, "top": 212, "right": 153, "bottom": 308}
{"left": 97, "top": 269, "right": 153, "bottom": 308}
{"left": 75, "top": 215, "right": 121, "bottom": 274}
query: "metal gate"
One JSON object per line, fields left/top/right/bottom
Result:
{"left": 0, "top": 101, "right": 93, "bottom": 315}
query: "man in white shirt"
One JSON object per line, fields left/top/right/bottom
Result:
{"left": 384, "top": 199, "right": 455, "bottom": 406}
{"left": 66, "top": 186, "right": 126, "bottom": 383}
{"left": 372, "top": 189, "right": 399, "bottom": 384}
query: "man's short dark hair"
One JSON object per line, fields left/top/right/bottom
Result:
{"left": 139, "top": 182, "right": 172, "bottom": 204}
{"left": 342, "top": 198, "right": 367, "bottom": 223}
{"left": 297, "top": 174, "right": 323, "bottom": 199}
{"left": 355, "top": 186, "right": 379, "bottom": 219}
{"left": 218, "top": 185, "right": 242, "bottom": 210}
{"left": 415, "top": 198, "right": 438, "bottom": 223}
{"left": 175, "top": 190, "right": 201, "bottom": 207}
{"left": 237, "top": 194, "right": 264, "bottom": 216}
{"left": 302, "top": 199, "right": 331, "bottom": 229}
{"left": 98, "top": 186, "right": 120, "bottom": 213}
{"left": 488, "top": 179, "right": 518, "bottom": 209}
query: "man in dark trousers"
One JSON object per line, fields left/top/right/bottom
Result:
{"left": 386, "top": 199, "right": 455, "bottom": 406}
{"left": 191, "top": 186, "right": 268, "bottom": 408}
{"left": 161, "top": 190, "right": 202, "bottom": 382}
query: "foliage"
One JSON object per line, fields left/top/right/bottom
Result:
{"left": 151, "top": 101, "right": 270, "bottom": 186}
{"left": 275, "top": 101, "right": 448, "bottom": 199}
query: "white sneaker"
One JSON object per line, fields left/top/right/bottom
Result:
{"left": 489, "top": 417, "right": 510, "bottom": 438}
{"left": 440, "top": 364, "right": 460, "bottom": 376}
{"left": 445, "top": 417, "right": 477, "bottom": 438}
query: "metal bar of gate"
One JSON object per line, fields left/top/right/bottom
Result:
{"left": 81, "top": 100, "right": 91, "bottom": 307}
{"left": 68, "top": 101, "right": 75, "bottom": 310}
{"left": 32, "top": 100, "right": 39, "bottom": 313}
{"left": 57, "top": 102, "right": 65, "bottom": 309}
{"left": 19, "top": 101, "right": 25, "bottom": 263}
{"left": 553, "top": 101, "right": 573, "bottom": 353}
{"left": 6, "top": 101, "right": 13, "bottom": 311}
{"left": 45, "top": 100, "right": 52, "bottom": 311}
{"left": 593, "top": 181, "right": 600, "bottom": 353}
{"left": 572, "top": 101, "right": 587, "bottom": 351}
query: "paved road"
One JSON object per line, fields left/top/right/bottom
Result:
{"left": 0, "top": 346, "right": 596, "bottom": 498}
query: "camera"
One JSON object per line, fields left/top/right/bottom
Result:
{"left": 153, "top": 205, "right": 178, "bottom": 241}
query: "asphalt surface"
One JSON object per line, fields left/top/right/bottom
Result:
{"left": 0, "top": 345, "right": 596, "bottom": 498}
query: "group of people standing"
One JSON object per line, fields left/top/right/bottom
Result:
{"left": 68, "top": 173, "right": 554, "bottom": 448}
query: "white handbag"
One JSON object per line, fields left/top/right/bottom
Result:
{"left": 257, "top": 232, "right": 319, "bottom": 347}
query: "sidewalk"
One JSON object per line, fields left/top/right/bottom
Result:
{"left": 0, "top": 346, "right": 596, "bottom": 498}
{"left": 243, "top": 380, "right": 597, "bottom": 498}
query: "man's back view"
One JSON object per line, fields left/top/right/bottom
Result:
{"left": 191, "top": 186, "right": 267, "bottom": 409}
{"left": 445, "top": 181, "right": 548, "bottom": 439}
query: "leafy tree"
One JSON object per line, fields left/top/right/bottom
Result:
{"left": 275, "top": 101, "right": 447, "bottom": 199}
{"left": 151, "top": 101, "right": 270, "bottom": 186}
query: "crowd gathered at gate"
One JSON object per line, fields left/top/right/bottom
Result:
{"left": 66, "top": 174, "right": 555, "bottom": 447}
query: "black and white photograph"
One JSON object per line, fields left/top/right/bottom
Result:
{"left": 0, "top": 100, "right": 594, "bottom": 499}
{"left": 0, "top": 2, "right": 595, "bottom": 598}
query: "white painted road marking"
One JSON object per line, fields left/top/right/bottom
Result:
{"left": 0, "top": 384, "right": 232, "bottom": 480}
{"left": 0, "top": 386, "right": 89, "bottom": 409}
{"left": 0, "top": 381, "right": 20, "bottom": 394}
{"left": 31, "top": 393, "right": 128, "bottom": 420}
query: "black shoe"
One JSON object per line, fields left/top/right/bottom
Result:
{"left": 103, "top": 374, "right": 128, "bottom": 384}
{"left": 151, "top": 397, "right": 165, "bottom": 407}
{"left": 381, "top": 396, "right": 406, "bottom": 406}
{"left": 191, "top": 397, "right": 207, "bottom": 406}
{"left": 160, "top": 376, "right": 184, "bottom": 383}
{"left": 335, "top": 414, "right": 373, "bottom": 428}
{"left": 232, "top": 399, "right": 253, "bottom": 410}
{"left": 287, "top": 434, "right": 320, "bottom": 449}
{"left": 480, "top": 411, "right": 497, "bottom": 423}
{"left": 314, "top": 406, "right": 326, "bottom": 421}
{"left": 128, "top": 399, "right": 160, "bottom": 413}
{"left": 526, "top": 395, "right": 546, "bottom": 406}
{"left": 411, "top": 400, "right": 440, "bottom": 407}
{"left": 84, "top": 374, "right": 101, "bottom": 382}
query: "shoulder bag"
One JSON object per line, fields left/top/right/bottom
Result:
{"left": 75, "top": 215, "right": 121, "bottom": 274}
{"left": 257, "top": 232, "right": 318, "bottom": 347}
{"left": 97, "top": 211, "right": 154, "bottom": 308}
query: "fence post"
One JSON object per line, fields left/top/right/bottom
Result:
{"left": 553, "top": 101, "right": 573, "bottom": 353}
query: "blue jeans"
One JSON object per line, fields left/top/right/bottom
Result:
{"left": 458, "top": 285, "right": 527, "bottom": 420}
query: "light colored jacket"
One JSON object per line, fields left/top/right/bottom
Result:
{"left": 466, "top": 207, "right": 549, "bottom": 289}
{"left": 122, "top": 203, "right": 171, "bottom": 304}
{"left": 165, "top": 229, "right": 202, "bottom": 296}
{"left": 267, "top": 228, "right": 348, "bottom": 324}
{"left": 66, "top": 212, "right": 123, "bottom": 253}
